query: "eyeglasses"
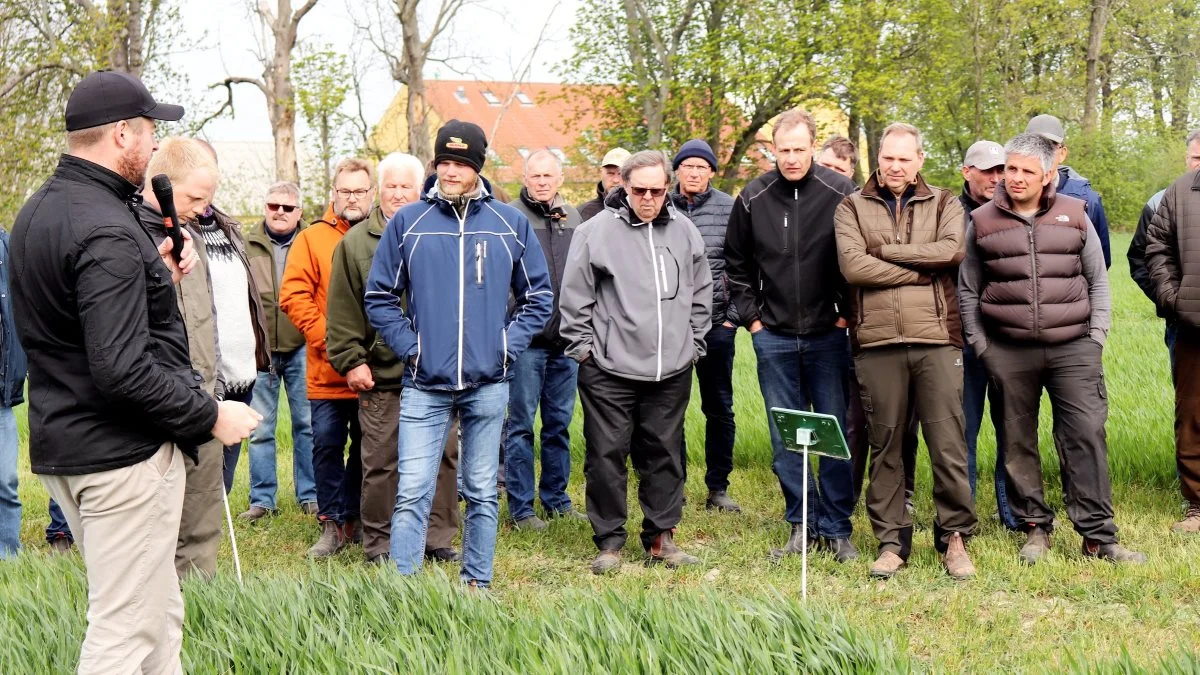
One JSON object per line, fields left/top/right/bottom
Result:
{"left": 266, "top": 203, "right": 298, "bottom": 213}
{"left": 335, "top": 188, "right": 372, "bottom": 199}
{"left": 678, "top": 163, "right": 711, "bottom": 172}
{"left": 629, "top": 186, "right": 666, "bottom": 198}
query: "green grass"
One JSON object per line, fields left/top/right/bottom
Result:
{"left": 4, "top": 233, "right": 1199, "bottom": 672}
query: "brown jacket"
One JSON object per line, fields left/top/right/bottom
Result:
{"left": 280, "top": 204, "right": 356, "bottom": 400}
{"left": 835, "top": 174, "right": 965, "bottom": 352}
{"left": 1146, "top": 170, "right": 1200, "bottom": 327}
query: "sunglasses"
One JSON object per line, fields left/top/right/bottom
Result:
{"left": 267, "top": 203, "right": 298, "bottom": 213}
{"left": 629, "top": 186, "right": 666, "bottom": 198}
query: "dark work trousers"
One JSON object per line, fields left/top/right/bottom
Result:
{"left": 221, "top": 388, "right": 254, "bottom": 494}
{"left": 310, "top": 399, "right": 363, "bottom": 526}
{"left": 694, "top": 324, "right": 737, "bottom": 492}
{"left": 579, "top": 360, "right": 691, "bottom": 552}
{"left": 1174, "top": 325, "right": 1200, "bottom": 506}
{"left": 847, "top": 364, "right": 918, "bottom": 507}
{"left": 855, "top": 345, "right": 976, "bottom": 558}
{"left": 982, "top": 337, "right": 1119, "bottom": 544}
{"left": 358, "top": 389, "right": 460, "bottom": 559}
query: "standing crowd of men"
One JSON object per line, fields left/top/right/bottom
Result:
{"left": 2, "top": 70, "right": 1199, "bottom": 672}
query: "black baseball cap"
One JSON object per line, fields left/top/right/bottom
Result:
{"left": 64, "top": 71, "right": 184, "bottom": 132}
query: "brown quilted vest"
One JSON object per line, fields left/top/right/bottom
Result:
{"left": 972, "top": 182, "right": 1089, "bottom": 344}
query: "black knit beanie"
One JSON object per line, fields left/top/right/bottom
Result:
{"left": 433, "top": 119, "right": 487, "bottom": 172}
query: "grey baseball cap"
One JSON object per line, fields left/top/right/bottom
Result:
{"left": 963, "top": 140, "right": 1005, "bottom": 169}
{"left": 1026, "top": 114, "right": 1065, "bottom": 144}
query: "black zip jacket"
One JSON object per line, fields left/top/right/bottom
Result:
{"left": 724, "top": 165, "right": 856, "bottom": 334}
{"left": 9, "top": 154, "right": 218, "bottom": 475}
{"left": 671, "top": 186, "right": 738, "bottom": 326}
{"left": 577, "top": 181, "right": 609, "bottom": 222}
{"left": 512, "top": 187, "right": 579, "bottom": 349}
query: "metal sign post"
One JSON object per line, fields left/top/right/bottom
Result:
{"left": 770, "top": 408, "right": 851, "bottom": 602}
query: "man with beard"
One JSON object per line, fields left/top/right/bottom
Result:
{"left": 577, "top": 147, "right": 631, "bottom": 221}
{"left": 9, "top": 70, "right": 260, "bottom": 672}
{"left": 327, "top": 152, "right": 462, "bottom": 564}
{"left": 282, "top": 157, "right": 374, "bottom": 558}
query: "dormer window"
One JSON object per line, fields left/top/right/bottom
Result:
{"left": 481, "top": 90, "right": 501, "bottom": 106}
{"left": 453, "top": 86, "right": 468, "bottom": 104}
{"left": 515, "top": 91, "right": 534, "bottom": 106}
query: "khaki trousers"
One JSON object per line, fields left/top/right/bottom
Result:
{"left": 175, "top": 438, "right": 223, "bottom": 580}
{"left": 359, "top": 389, "right": 460, "bottom": 559}
{"left": 40, "top": 443, "right": 186, "bottom": 675}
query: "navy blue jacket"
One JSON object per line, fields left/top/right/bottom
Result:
{"left": 364, "top": 176, "right": 553, "bottom": 391}
{"left": 0, "top": 229, "right": 27, "bottom": 407}
{"left": 1058, "top": 167, "right": 1111, "bottom": 268}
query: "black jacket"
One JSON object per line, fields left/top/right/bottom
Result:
{"left": 1129, "top": 188, "right": 1169, "bottom": 318}
{"left": 577, "top": 181, "right": 609, "bottom": 222}
{"left": 0, "top": 228, "right": 26, "bottom": 408}
{"left": 724, "top": 165, "right": 856, "bottom": 334}
{"left": 671, "top": 186, "right": 737, "bottom": 326}
{"left": 512, "top": 187, "right": 579, "bottom": 349}
{"left": 9, "top": 154, "right": 218, "bottom": 475}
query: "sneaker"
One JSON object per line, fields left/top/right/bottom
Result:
{"left": 591, "top": 549, "right": 622, "bottom": 575}
{"left": 300, "top": 502, "right": 319, "bottom": 517}
{"left": 820, "top": 537, "right": 860, "bottom": 563}
{"left": 48, "top": 536, "right": 73, "bottom": 555}
{"left": 307, "top": 520, "right": 346, "bottom": 559}
{"left": 425, "top": 547, "right": 461, "bottom": 563}
{"left": 238, "top": 505, "right": 270, "bottom": 522}
{"left": 1019, "top": 526, "right": 1052, "bottom": 565}
{"left": 769, "top": 524, "right": 819, "bottom": 561}
{"left": 1171, "top": 503, "right": 1200, "bottom": 533}
{"left": 1082, "top": 540, "right": 1147, "bottom": 564}
{"left": 513, "top": 515, "right": 548, "bottom": 531}
{"left": 870, "top": 551, "right": 906, "bottom": 578}
{"left": 705, "top": 490, "right": 743, "bottom": 513}
{"left": 647, "top": 530, "right": 700, "bottom": 568}
{"left": 941, "top": 533, "right": 975, "bottom": 580}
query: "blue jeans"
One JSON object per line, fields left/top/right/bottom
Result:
{"left": 752, "top": 327, "right": 854, "bottom": 538}
{"left": 694, "top": 324, "right": 737, "bottom": 492}
{"left": 392, "top": 383, "right": 508, "bottom": 587}
{"left": 963, "top": 342, "right": 1017, "bottom": 529}
{"left": 247, "top": 348, "right": 317, "bottom": 510}
{"left": 46, "top": 500, "right": 72, "bottom": 543}
{"left": 222, "top": 388, "right": 253, "bottom": 494}
{"left": 0, "top": 407, "right": 19, "bottom": 558}
{"left": 1167, "top": 321, "right": 1178, "bottom": 375}
{"left": 503, "top": 346, "right": 578, "bottom": 521}
{"left": 310, "top": 399, "right": 362, "bottom": 524}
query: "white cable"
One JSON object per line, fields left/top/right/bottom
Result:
{"left": 221, "top": 488, "right": 244, "bottom": 586}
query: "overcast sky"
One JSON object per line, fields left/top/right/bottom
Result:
{"left": 178, "top": 0, "right": 578, "bottom": 142}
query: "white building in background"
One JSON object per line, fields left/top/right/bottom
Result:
{"left": 209, "top": 140, "right": 319, "bottom": 218}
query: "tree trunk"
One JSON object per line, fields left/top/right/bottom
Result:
{"left": 268, "top": 17, "right": 300, "bottom": 185}
{"left": 1168, "top": 0, "right": 1196, "bottom": 133}
{"left": 106, "top": 0, "right": 144, "bottom": 76}
{"left": 1082, "top": 0, "right": 1110, "bottom": 133}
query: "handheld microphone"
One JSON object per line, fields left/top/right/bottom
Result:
{"left": 150, "top": 174, "right": 185, "bottom": 263}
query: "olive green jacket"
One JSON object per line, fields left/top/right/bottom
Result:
{"left": 246, "top": 219, "right": 307, "bottom": 353}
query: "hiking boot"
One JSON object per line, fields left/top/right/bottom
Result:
{"left": 425, "top": 547, "right": 461, "bottom": 563}
{"left": 307, "top": 520, "right": 346, "bottom": 559}
{"left": 870, "top": 551, "right": 906, "bottom": 578}
{"left": 705, "top": 490, "right": 742, "bottom": 513}
{"left": 1171, "top": 503, "right": 1200, "bottom": 533}
{"left": 591, "top": 549, "right": 621, "bottom": 575}
{"left": 1019, "top": 526, "right": 1051, "bottom": 565}
{"left": 238, "top": 505, "right": 270, "bottom": 522}
{"left": 820, "top": 537, "right": 860, "bottom": 563}
{"left": 301, "top": 502, "right": 319, "bottom": 517}
{"left": 769, "top": 524, "right": 818, "bottom": 561}
{"left": 513, "top": 515, "right": 548, "bottom": 531}
{"left": 342, "top": 518, "right": 362, "bottom": 545}
{"left": 547, "top": 508, "right": 588, "bottom": 521}
{"left": 647, "top": 531, "right": 700, "bottom": 568}
{"left": 1082, "top": 540, "right": 1147, "bottom": 564}
{"left": 48, "top": 536, "right": 73, "bottom": 555}
{"left": 941, "top": 533, "right": 975, "bottom": 580}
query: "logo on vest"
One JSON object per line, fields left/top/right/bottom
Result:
{"left": 1055, "top": 215, "right": 1069, "bottom": 222}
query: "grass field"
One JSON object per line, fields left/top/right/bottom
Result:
{"left": 3, "top": 233, "right": 1199, "bottom": 673}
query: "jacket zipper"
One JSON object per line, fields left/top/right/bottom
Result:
{"left": 455, "top": 198, "right": 473, "bottom": 388}
{"left": 647, "top": 222, "right": 664, "bottom": 381}
{"left": 791, "top": 187, "right": 801, "bottom": 320}
{"left": 1028, "top": 224, "right": 1039, "bottom": 339}
{"left": 475, "top": 240, "right": 484, "bottom": 287}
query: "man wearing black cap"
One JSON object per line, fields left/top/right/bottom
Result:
{"left": 8, "top": 71, "right": 261, "bottom": 672}
{"left": 669, "top": 138, "right": 742, "bottom": 513}
{"left": 365, "top": 119, "right": 553, "bottom": 587}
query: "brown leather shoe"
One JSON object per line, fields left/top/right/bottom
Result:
{"left": 870, "top": 551, "right": 906, "bottom": 578}
{"left": 307, "top": 520, "right": 346, "bottom": 559}
{"left": 941, "top": 533, "right": 975, "bottom": 580}
{"left": 647, "top": 530, "right": 700, "bottom": 568}
{"left": 48, "top": 536, "right": 73, "bottom": 555}
{"left": 238, "top": 505, "right": 270, "bottom": 522}
{"left": 1019, "top": 526, "right": 1052, "bottom": 565}
{"left": 1172, "top": 503, "right": 1200, "bottom": 533}
{"left": 591, "top": 549, "right": 622, "bottom": 575}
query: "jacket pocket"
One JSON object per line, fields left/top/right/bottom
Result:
{"left": 654, "top": 246, "right": 680, "bottom": 301}
{"left": 145, "top": 265, "right": 177, "bottom": 326}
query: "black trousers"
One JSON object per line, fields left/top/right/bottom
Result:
{"left": 579, "top": 360, "right": 692, "bottom": 551}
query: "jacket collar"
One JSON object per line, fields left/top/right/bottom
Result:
{"left": 604, "top": 186, "right": 676, "bottom": 227}
{"left": 859, "top": 172, "right": 934, "bottom": 202}
{"left": 594, "top": 180, "right": 606, "bottom": 200}
{"left": 992, "top": 178, "right": 1059, "bottom": 218}
{"left": 959, "top": 182, "right": 983, "bottom": 212}
{"left": 1191, "top": 169, "right": 1200, "bottom": 191}
{"left": 249, "top": 219, "right": 304, "bottom": 247}
{"left": 312, "top": 203, "right": 354, "bottom": 234}
{"left": 55, "top": 154, "right": 140, "bottom": 202}
{"left": 421, "top": 173, "right": 494, "bottom": 205}
{"left": 519, "top": 187, "right": 569, "bottom": 222}
{"left": 365, "top": 204, "right": 388, "bottom": 237}
{"left": 670, "top": 185, "right": 712, "bottom": 210}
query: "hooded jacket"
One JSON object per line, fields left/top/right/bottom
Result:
{"left": 364, "top": 175, "right": 553, "bottom": 392}
{"left": 280, "top": 204, "right": 357, "bottom": 400}
{"left": 1057, "top": 167, "right": 1111, "bottom": 268}
{"left": 326, "top": 205, "right": 405, "bottom": 389}
{"left": 1146, "top": 170, "right": 1200, "bottom": 327}
{"left": 724, "top": 164, "right": 856, "bottom": 334}
{"left": 835, "top": 174, "right": 965, "bottom": 352}
{"left": 670, "top": 185, "right": 737, "bottom": 326}
{"left": 9, "top": 155, "right": 217, "bottom": 474}
{"left": 510, "top": 187, "right": 581, "bottom": 349}
{"left": 559, "top": 188, "right": 713, "bottom": 382}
